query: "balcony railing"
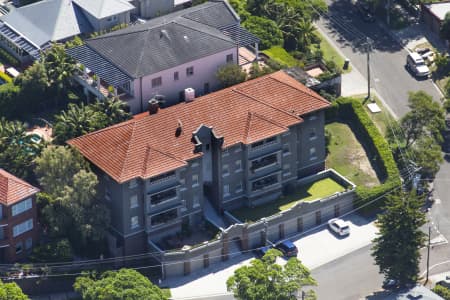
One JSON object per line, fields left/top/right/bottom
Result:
{"left": 148, "top": 172, "right": 177, "bottom": 186}
{"left": 147, "top": 207, "right": 179, "bottom": 230}
{"left": 250, "top": 137, "right": 278, "bottom": 152}
{"left": 251, "top": 174, "right": 279, "bottom": 192}
{"left": 250, "top": 154, "right": 278, "bottom": 173}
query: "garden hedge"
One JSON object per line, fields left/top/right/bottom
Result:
{"left": 333, "top": 97, "right": 401, "bottom": 211}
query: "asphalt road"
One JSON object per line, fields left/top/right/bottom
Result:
{"left": 317, "top": 0, "right": 442, "bottom": 118}
{"left": 311, "top": 244, "right": 384, "bottom": 300}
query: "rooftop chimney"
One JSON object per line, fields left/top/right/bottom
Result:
{"left": 175, "top": 119, "right": 183, "bottom": 137}
{"left": 148, "top": 98, "right": 159, "bottom": 115}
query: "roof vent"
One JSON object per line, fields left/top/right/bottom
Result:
{"left": 184, "top": 88, "right": 195, "bottom": 102}
{"left": 160, "top": 29, "right": 169, "bottom": 39}
{"left": 175, "top": 119, "right": 183, "bottom": 137}
{"left": 183, "top": 35, "right": 189, "bottom": 42}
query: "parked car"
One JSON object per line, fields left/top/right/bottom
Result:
{"left": 275, "top": 240, "right": 298, "bottom": 258}
{"left": 406, "top": 52, "right": 430, "bottom": 78}
{"left": 356, "top": 1, "right": 375, "bottom": 22}
{"left": 382, "top": 278, "right": 398, "bottom": 290}
{"left": 436, "top": 276, "right": 450, "bottom": 288}
{"left": 328, "top": 218, "right": 351, "bottom": 236}
{"left": 254, "top": 245, "right": 273, "bottom": 258}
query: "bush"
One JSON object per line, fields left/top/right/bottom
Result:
{"left": 445, "top": 79, "right": 450, "bottom": 98}
{"left": 0, "top": 82, "right": 20, "bottom": 118}
{"left": 333, "top": 97, "right": 401, "bottom": 211}
{"left": 29, "top": 239, "right": 73, "bottom": 263}
{"left": 242, "top": 16, "right": 283, "bottom": 50}
{"left": 0, "top": 47, "right": 20, "bottom": 66}
{"left": 0, "top": 71, "right": 12, "bottom": 83}
{"left": 433, "top": 285, "right": 450, "bottom": 300}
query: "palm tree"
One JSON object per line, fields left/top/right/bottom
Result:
{"left": 42, "top": 44, "right": 76, "bottom": 103}
{"left": 94, "top": 97, "right": 131, "bottom": 125}
{"left": 297, "top": 20, "right": 317, "bottom": 51}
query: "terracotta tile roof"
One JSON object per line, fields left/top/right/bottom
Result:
{"left": 0, "top": 169, "right": 39, "bottom": 206}
{"left": 68, "top": 71, "right": 330, "bottom": 183}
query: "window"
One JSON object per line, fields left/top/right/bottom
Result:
{"left": 130, "top": 216, "right": 139, "bottom": 229}
{"left": 235, "top": 160, "right": 242, "bottom": 172}
{"left": 226, "top": 54, "right": 233, "bottom": 63}
{"left": 309, "top": 114, "right": 317, "bottom": 121}
{"left": 152, "top": 76, "right": 162, "bottom": 87}
{"left": 222, "top": 149, "right": 229, "bottom": 157}
{"left": 12, "top": 198, "right": 32, "bottom": 216}
{"left": 174, "top": 71, "right": 179, "bottom": 81}
{"left": 13, "top": 219, "right": 33, "bottom": 237}
{"left": 186, "top": 66, "right": 194, "bottom": 76}
{"left": 223, "top": 164, "right": 230, "bottom": 176}
{"left": 310, "top": 147, "right": 317, "bottom": 160}
{"left": 129, "top": 179, "right": 138, "bottom": 189}
{"left": 192, "top": 161, "right": 200, "bottom": 168}
{"left": 282, "top": 144, "right": 290, "bottom": 156}
{"left": 15, "top": 242, "right": 22, "bottom": 254}
{"left": 283, "top": 164, "right": 290, "bottom": 170}
{"left": 192, "top": 174, "right": 199, "bottom": 187}
{"left": 309, "top": 129, "right": 317, "bottom": 140}
{"left": 223, "top": 184, "right": 230, "bottom": 197}
{"left": 193, "top": 195, "right": 200, "bottom": 208}
{"left": 130, "top": 195, "right": 138, "bottom": 209}
{"left": 235, "top": 181, "right": 243, "bottom": 193}
{"left": 25, "top": 238, "right": 32, "bottom": 250}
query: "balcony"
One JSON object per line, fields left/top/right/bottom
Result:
{"left": 146, "top": 187, "right": 179, "bottom": 212}
{"left": 73, "top": 69, "right": 130, "bottom": 101}
{"left": 251, "top": 173, "right": 280, "bottom": 193}
{"left": 248, "top": 137, "right": 281, "bottom": 159}
{"left": 250, "top": 153, "right": 279, "bottom": 173}
{"left": 148, "top": 171, "right": 177, "bottom": 187}
{"left": 147, "top": 207, "right": 180, "bottom": 231}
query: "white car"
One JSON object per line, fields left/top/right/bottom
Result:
{"left": 328, "top": 218, "right": 350, "bottom": 236}
{"left": 406, "top": 52, "right": 430, "bottom": 78}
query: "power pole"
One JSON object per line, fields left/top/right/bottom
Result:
{"left": 365, "top": 37, "right": 373, "bottom": 100}
{"left": 426, "top": 226, "right": 431, "bottom": 284}
{"left": 386, "top": 0, "right": 391, "bottom": 26}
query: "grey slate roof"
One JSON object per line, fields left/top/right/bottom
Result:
{"left": 1, "top": 0, "right": 93, "bottom": 47}
{"left": 68, "top": 1, "right": 257, "bottom": 80}
{"left": 73, "top": 0, "right": 134, "bottom": 19}
{"left": 84, "top": 18, "right": 236, "bottom": 78}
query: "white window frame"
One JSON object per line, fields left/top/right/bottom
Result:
{"left": 235, "top": 160, "right": 242, "bottom": 172}
{"left": 129, "top": 179, "right": 138, "bottom": 189}
{"left": 152, "top": 76, "right": 162, "bottom": 87}
{"left": 223, "top": 164, "right": 230, "bottom": 177}
{"left": 309, "top": 147, "right": 317, "bottom": 160}
{"left": 235, "top": 181, "right": 243, "bottom": 193}
{"left": 309, "top": 129, "right": 317, "bottom": 141}
{"left": 12, "top": 198, "right": 32, "bottom": 217}
{"left": 223, "top": 184, "right": 230, "bottom": 197}
{"left": 130, "top": 195, "right": 138, "bottom": 209}
{"left": 192, "top": 174, "right": 199, "bottom": 187}
{"left": 13, "top": 219, "right": 33, "bottom": 237}
{"left": 130, "top": 216, "right": 139, "bottom": 229}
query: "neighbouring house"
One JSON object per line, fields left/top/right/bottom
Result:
{"left": 0, "top": 169, "right": 39, "bottom": 263}
{"left": 0, "top": 0, "right": 135, "bottom": 63}
{"left": 66, "top": 0, "right": 259, "bottom": 113}
{"left": 130, "top": 0, "right": 193, "bottom": 19}
{"left": 67, "top": 71, "right": 330, "bottom": 257}
{"left": 422, "top": 1, "right": 450, "bottom": 38}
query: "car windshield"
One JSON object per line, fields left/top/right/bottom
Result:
{"left": 416, "top": 61, "right": 426, "bottom": 66}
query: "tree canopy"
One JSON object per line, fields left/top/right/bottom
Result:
{"left": 243, "top": 16, "right": 284, "bottom": 50}
{"left": 0, "top": 280, "right": 28, "bottom": 300}
{"left": 73, "top": 269, "right": 168, "bottom": 300}
{"left": 227, "top": 249, "right": 316, "bottom": 300}
{"left": 216, "top": 64, "right": 247, "bottom": 88}
{"left": 371, "top": 191, "right": 426, "bottom": 287}
{"left": 441, "top": 12, "right": 450, "bottom": 41}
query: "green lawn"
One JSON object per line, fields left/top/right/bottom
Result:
{"left": 231, "top": 177, "right": 346, "bottom": 223}
{"left": 312, "top": 30, "right": 351, "bottom": 73}
{"left": 326, "top": 122, "right": 380, "bottom": 187}
{"left": 262, "top": 46, "right": 298, "bottom": 67}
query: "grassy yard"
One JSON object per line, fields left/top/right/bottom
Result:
{"left": 231, "top": 177, "right": 345, "bottom": 223}
{"left": 326, "top": 122, "right": 380, "bottom": 187}
{"left": 312, "top": 30, "right": 351, "bottom": 73}
{"left": 262, "top": 46, "right": 298, "bottom": 67}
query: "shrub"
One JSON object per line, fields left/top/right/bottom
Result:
{"left": 0, "top": 71, "right": 12, "bottom": 83}
{"left": 242, "top": 16, "right": 283, "bottom": 50}
{"left": 333, "top": 97, "right": 401, "bottom": 211}
{"left": 29, "top": 239, "right": 73, "bottom": 263}
{"left": 433, "top": 285, "right": 450, "bottom": 300}
{"left": 0, "top": 47, "right": 20, "bottom": 66}
{"left": 445, "top": 79, "right": 450, "bottom": 98}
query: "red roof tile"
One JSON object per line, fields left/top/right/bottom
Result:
{"left": 68, "top": 71, "right": 330, "bottom": 183}
{"left": 0, "top": 169, "right": 39, "bottom": 206}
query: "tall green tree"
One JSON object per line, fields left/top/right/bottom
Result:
{"left": 15, "top": 61, "right": 49, "bottom": 112}
{"left": 441, "top": 12, "right": 450, "bottom": 42}
{"left": 216, "top": 64, "right": 247, "bottom": 88}
{"left": 74, "top": 269, "right": 168, "bottom": 300}
{"left": 371, "top": 192, "right": 426, "bottom": 287}
{"left": 0, "top": 83, "right": 20, "bottom": 119}
{"left": 242, "top": 16, "right": 284, "bottom": 50}
{"left": 0, "top": 118, "right": 42, "bottom": 180}
{"left": 227, "top": 249, "right": 316, "bottom": 300}
{"left": 93, "top": 97, "right": 131, "bottom": 125}
{"left": 0, "top": 280, "right": 28, "bottom": 300}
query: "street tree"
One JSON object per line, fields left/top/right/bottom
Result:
{"left": 412, "top": 136, "right": 443, "bottom": 178}
{"left": 371, "top": 191, "right": 426, "bottom": 287}
{"left": 73, "top": 269, "right": 168, "bottom": 300}
{"left": 0, "top": 279, "right": 28, "bottom": 300}
{"left": 441, "top": 12, "right": 450, "bottom": 42}
{"left": 216, "top": 64, "right": 247, "bottom": 88}
{"left": 227, "top": 249, "right": 317, "bottom": 300}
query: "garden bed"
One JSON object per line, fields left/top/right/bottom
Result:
{"left": 230, "top": 177, "right": 346, "bottom": 223}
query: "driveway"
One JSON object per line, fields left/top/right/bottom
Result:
{"left": 166, "top": 214, "right": 378, "bottom": 299}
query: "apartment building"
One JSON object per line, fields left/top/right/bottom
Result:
{"left": 68, "top": 71, "right": 330, "bottom": 256}
{"left": 0, "top": 169, "right": 39, "bottom": 263}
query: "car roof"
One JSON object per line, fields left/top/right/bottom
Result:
{"left": 280, "top": 240, "right": 295, "bottom": 247}
{"left": 333, "top": 219, "right": 349, "bottom": 227}
{"left": 409, "top": 52, "right": 424, "bottom": 62}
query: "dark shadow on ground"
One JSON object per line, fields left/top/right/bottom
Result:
{"left": 324, "top": 0, "right": 404, "bottom": 54}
